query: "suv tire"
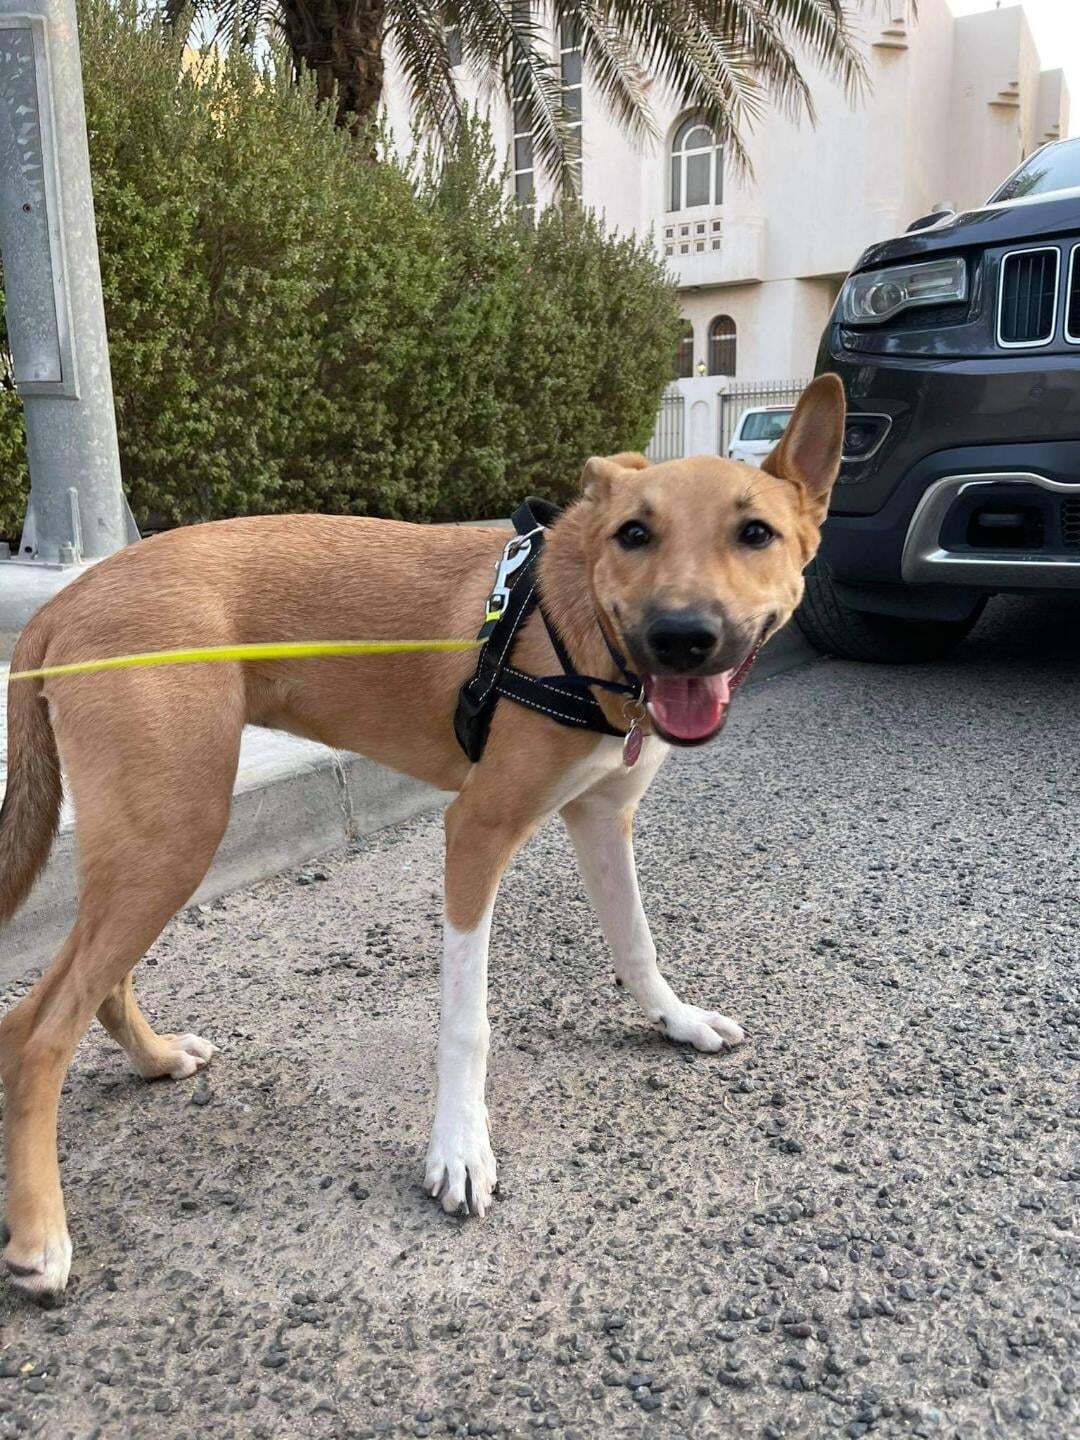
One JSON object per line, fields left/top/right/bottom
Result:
{"left": 796, "top": 557, "right": 985, "bottom": 663}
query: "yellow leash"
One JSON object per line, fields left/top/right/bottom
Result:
{"left": 8, "top": 638, "right": 482, "bottom": 683}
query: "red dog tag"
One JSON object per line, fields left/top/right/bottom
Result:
{"left": 623, "top": 725, "right": 643, "bottom": 768}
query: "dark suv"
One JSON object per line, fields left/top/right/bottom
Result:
{"left": 799, "top": 136, "right": 1080, "bottom": 662}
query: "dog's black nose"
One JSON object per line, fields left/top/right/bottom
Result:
{"left": 646, "top": 613, "right": 720, "bottom": 671}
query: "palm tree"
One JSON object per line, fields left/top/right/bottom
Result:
{"left": 165, "top": 1, "right": 870, "bottom": 189}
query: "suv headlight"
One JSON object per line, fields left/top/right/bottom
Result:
{"left": 838, "top": 256, "right": 967, "bottom": 325}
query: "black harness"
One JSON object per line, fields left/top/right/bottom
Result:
{"left": 454, "top": 499, "right": 644, "bottom": 764}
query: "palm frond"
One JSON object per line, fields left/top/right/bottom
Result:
{"left": 385, "top": 0, "right": 461, "bottom": 148}
{"left": 166, "top": 0, "right": 282, "bottom": 57}
{"left": 739, "top": 0, "right": 868, "bottom": 107}
{"left": 153, "top": 0, "right": 874, "bottom": 190}
{"left": 445, "top": 0, "right": 577, "bottom": 194}
{"left": 554, "top": 2, "right": 657, "bottom": 151}
{"left": 598, "top": 3, "right": 763, "bottom": 173}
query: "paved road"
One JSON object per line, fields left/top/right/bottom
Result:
{"left": 0, "top": 596, "right": 1077, "bottom": 1440}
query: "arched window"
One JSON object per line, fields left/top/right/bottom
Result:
{"left": 670, "top": 118, "right": 722, "bottom": 211}
{"left": 673, "top": 321, "right": 694, "bottom": 380}
{"left": 708, "top": 315, "right": 737, "bottom": 376}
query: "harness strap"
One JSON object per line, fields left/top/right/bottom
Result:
{"left": 537, "top": 604, "right": 576, "bottom": 677}
{"left": 454, "top": 498, "right": 640, "bottom": 763}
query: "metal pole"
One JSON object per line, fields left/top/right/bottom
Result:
{"left": 0, "top": 0, "right": 134, "bottom": 570}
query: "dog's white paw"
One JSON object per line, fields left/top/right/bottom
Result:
{"left": 4, "top": 1224, "right": 72, "bottom": 1301}
{"left": 425, "top": 1104, "right": 498, "bottom": 1217}
{"left": 655, "top": 1003, "right": 744, "bottom": 1053}
{"left": 132, "top": 1032, "right": 217, "bottom": 1081}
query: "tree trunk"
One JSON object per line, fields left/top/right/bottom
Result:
{"left": 279, "top": 0, "right": 387, "bottom": 137}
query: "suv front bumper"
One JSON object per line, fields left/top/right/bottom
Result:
{"left": 902, "top": 472, "right": 1080, "bottom": 588}
{"left": 819, "top": 341, "right": 1080, "bottom": 596}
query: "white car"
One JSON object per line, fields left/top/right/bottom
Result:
{"left": 727, "top": 404, "right": 794, "bottom": 464}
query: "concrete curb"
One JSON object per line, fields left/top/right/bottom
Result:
{"left": 0, "top": 624, "right": 814, "bottom": 982}
{"left": 0, "top": 558, "right": 98, "bottom": 630}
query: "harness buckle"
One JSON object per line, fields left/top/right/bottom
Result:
{"left": 478, "top": 528, "right": 543, "bottom": 639}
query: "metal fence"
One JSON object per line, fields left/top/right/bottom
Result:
{"left": 718, "top": 378, "right": 809, "bottom": 456}
{"left": 645, "top": 378, "right": 810, "bottom": 464}
{"left": 645, "top": 389, "right": 685, "bottom": 462}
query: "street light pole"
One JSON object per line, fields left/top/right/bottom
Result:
{"left": 0, "top": 0, "right": 136, "bottom": 621}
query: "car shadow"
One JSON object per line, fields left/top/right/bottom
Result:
{"left": 954, "top": 592, "right": 1080, "bottom": 672}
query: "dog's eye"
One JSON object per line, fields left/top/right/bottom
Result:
{"left": 615, "top": 520, "right": 652, "bottom": 550}
{"left": 739, "top": 520, "right": 776, "bottom": 549}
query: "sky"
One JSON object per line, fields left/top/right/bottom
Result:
{"left": 947, "top": 0, "right": 1080, "bottom": 136}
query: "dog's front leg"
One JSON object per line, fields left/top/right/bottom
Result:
{"left": 562, "top": 792, "right": 744, "bottom": 1053}
{"left": 425, "top": 900, "right": 498, "bottom": 1217}
{"left": 425, "top": 791, "right": 532, "bottom": 1217}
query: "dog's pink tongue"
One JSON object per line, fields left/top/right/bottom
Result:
{"left": 646, "top": 672, "right": 732, "bottom": 741}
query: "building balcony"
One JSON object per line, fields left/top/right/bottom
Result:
{"left": 662, "top": 213, "right": 766, "bottom": 289}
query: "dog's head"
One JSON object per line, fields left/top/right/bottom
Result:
{"left": 579, "top": 373, "right": 845, "bottom": 746}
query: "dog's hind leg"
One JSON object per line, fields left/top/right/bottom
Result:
{"left": 562, "top": 778, "right": 745, "bottom": 1054}
{"left": 0, "top": 863, "right": 223, "bottom": 1299}
{"left": 96, "top": 973, "right": 216, "bottom": 1081}
{"left": 0, "top": 685, "right": 241, "bottom": 1299}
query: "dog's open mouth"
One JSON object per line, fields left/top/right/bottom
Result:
{"left": 645, "top": 672, "right": 731, "bottom": 745}
{"left": 644, "top": 647, "right": 760, "bottom": 746}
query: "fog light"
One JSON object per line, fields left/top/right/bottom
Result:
{"left": 842, "top": 414, "right": 891, "bottom": 462}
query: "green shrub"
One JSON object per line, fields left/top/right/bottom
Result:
{"left": 0, "top": 1, "right": 680, "bottom": 540}
{"left": 0, "top": 372, "right": 25, "bottom": 541}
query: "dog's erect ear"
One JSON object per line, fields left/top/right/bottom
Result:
{"left": 761, "top": 374, "right": 846, "bottom": 518}
{"left": 580, "top": 453, "right": 646, "bottom": 500}
{"left": 603, "top": 451, "right": 651, "bottom": 472}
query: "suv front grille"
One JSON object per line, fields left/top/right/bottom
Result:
{"left": 1067, "top": 247, "right": 1080, "bottom": 343}
{"left": 1062, "top": 500, "right": 1080, "bottom": 549}
{"left": 998, "top": 248, "right": 1058, "bottom": 346}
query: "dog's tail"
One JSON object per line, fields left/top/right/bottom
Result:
{"left": 0, "top": 619, "right": 63, "bottom": 926}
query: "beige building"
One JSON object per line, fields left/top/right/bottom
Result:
{"left": 383, "top": 1, "right": 1068, "bottom": 447}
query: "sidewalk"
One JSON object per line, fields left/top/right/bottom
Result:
{"left": 0, "top": 625, "right": 814, "bottom": 979}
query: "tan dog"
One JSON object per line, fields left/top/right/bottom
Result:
{"left": 0, "top": 375, "right": 844, "bottom": 1299}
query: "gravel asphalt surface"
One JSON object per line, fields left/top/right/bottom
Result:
{"left": 0, "top": 595, "right": 1076, "bottom": 1440}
